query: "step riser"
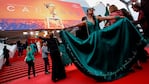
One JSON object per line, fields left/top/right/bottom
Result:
{"left": 0, "top": 53, "right": 52, "bottom": 83}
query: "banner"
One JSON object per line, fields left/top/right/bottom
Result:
{"left": 0, "top": 0, "right": 85, "bottom": 30}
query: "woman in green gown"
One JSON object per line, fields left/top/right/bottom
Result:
{"left": 58, "top": 43, "right": 72, "bottom": 66}
{"left": 65, "top": 8, "right": 123, "bottom": 36}
{"left": 60, "top": 8, "right": 147, "bottom": 81}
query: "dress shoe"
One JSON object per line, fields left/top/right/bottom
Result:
{"left": 28, "top": 76, "right": 30, "bottom": 79}
{"left": 45, "top": 71, "right": 50, "bottom": 74}
{"left": 34, "top": 74, "right": 37, "bottom": 77}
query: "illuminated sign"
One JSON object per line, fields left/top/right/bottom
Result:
{"left": 0, "top": 0, "right": 85, "bottom": 30}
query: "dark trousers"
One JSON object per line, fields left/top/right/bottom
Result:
{"left": 18, "top": 47, "right": 23, "bottom": 56}
{"left": 27, "top": 60, "right": 35, "bottom": 76}
{"left": 50, "top": 51, "right": 66, "bottom": 81}
{"left": 5, "top": 57, "right": 10, "bottom": 65}
{"left": 43, "top": 58, "right": 49, "bottom": 72}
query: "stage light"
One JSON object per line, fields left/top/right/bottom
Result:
{"left": 52, "top": 31, "right": 55, "bottom": 34}
{"left": 30, "top": 31, "right": 34, "bottom": 35}
{"left": 43, "top": 31, "right": 48, "bottom": 37}
{"left": 23, "top": 32, "right": 28, "bottom": 35}
{"left": 35, "top": 31, "right": 39, "bottom": 36}
{"left": 56, "top": 30, "right": 60, "bottom": 33}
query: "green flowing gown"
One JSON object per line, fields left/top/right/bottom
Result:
{"left": 60, "top": 18, "right": 146, "bottom": 81}
{"left": 59, "top": 43, "right": 72, "bottom": 66}
{"left": 85, "top": 16, "right": 100, "bottom": 35}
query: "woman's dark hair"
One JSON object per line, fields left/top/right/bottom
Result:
{"left": 4, "top": 46, "right": 6, "bottom": 49}
{"left": 93, "top": 16, "right": 97, "bottom": 27}
{"left": 120, "top": 8, "right": 134, "bottom": 21}
{"left": 81, "top": 16, "right": 87, "bottom": 21}
{"left": 50, "top": 33, "right": 54, "bottom": 38}
{"left": 87, "top": 8, "right": 95, "bottom": 13}
{"left": 86, "top": 8, "right": 99, "bottom": 29}
{"left": 132, "top": 2, "right": 141, "bottom": 10}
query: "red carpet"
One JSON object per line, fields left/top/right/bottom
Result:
{"left": 1, "top": 47, "right": 149, "bottom": 84}
{"left": 0, "top": 51, "right": 48, "bottom": 83}
{"left": 6, "top": 62, "right": 149, "bottom": 84}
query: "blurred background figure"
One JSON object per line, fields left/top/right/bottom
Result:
{"left": 41, "top": 42, "right": 50, "bottom": 74}
{"left": 3, "top": 46, "right": 11, "bottom": 66}
{"left": 26, "top": 46, "right": 36, "bottom": 79}
{"left": 132, "top": 2, "right": 149, "bottom": 40}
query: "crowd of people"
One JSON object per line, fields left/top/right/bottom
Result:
{"left": 2, "top": 0, "right": 149, "bottom": 82}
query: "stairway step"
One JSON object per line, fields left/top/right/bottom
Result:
{"left": 0, "top": 64, "right": 52, "bottom": 76}
{"left": 0, "top": 64, "right": 51, "bottom": 74}
{"left": 0, "top": 67, "right": 47, "bottom": 77}
{"left": 0, "top": 68, "right": 44, "bottom": 79}
{"left": 0, "top": 55, "right": 52, "bottom": 83}
{"left": 0, "top": 69, "right": 45, "bottom": 83}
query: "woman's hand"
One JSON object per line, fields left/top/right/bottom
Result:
{"left": 62, "top": 26, "right": 73, "bottom": 31}
{"left": 119, "top": 16, "right": 125, "bottom": 18}
{"left": 115, "top": 16, "right": 125, "bottom": 20}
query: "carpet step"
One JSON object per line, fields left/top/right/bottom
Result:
{"left": 0, "top": 63, "right": 51, "bottom": 73}
{"left": 0, "top": 67, "right": 52, "bottom": 78}
{"left": 0, "top": 55, "right": 52, "bottom": 84}
{"left": 0, "top": 69, "right": 45, "bottom": 83}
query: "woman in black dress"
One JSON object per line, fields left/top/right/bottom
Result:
{"left": 39, "top": 33, "right": 66, "bottom": 82}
